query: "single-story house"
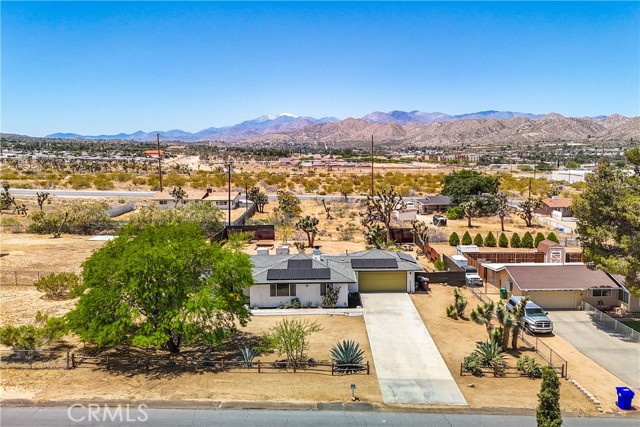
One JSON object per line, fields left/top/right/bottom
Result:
{"left": 248, "top": 249, "right": 424, "bottom": 308}
{"left": 151, "top": 189, "right": 242, "bottom": 210}
{"left": 535, "top": 197, "right": 573, "bottom": 218}
{"left": 483, "top": 263, "right": 628, "bottom": 310}
{"left": 415, "top": 195, "right": 452, "bottom": 214}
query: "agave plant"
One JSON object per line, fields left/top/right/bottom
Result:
{"left": 330, "top": 340, "right": 365, "bottom": 374}
{"left": 239, "top": 346, "right": 258, "bottom": 368}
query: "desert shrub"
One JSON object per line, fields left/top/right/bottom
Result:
{"left": 473, "top": 233, "right": 484, "bottom": 246}
{"left": 446, "top": 206, "right": 464, "bottom": 220}
{"left": 449, "top": 232, "right": 460, "bottom": 246}
{"left": 34, "top": 272, "right": 79, "bottom": 299}
{"left": 461, "top": 231, "right": 472, "bottom": 245}
{"left": 446, "top": 304, "right": 458, "bottom": 319}
{"left": 434, "top": 259, "right": 446, "bottom": 271}
{"left": 462, "top": 351, "right": 484, "bottom": 376}
{"left": 510, "top": 232, "right": 521, "bottom": 248}
{"left": 67, "top": 174, "right": 93, "bottom": 190}
{"left": 546, "top": 232, "right": 560, "bottom": 244}
{"left": 522, "top": 231, "right": 534, "bottom": 248}
{"left": 485, "top": 232, "right": 497, "bottom": 247}
{"left": 517, "top": 355, "right": 542, "bottom": 379}
{"left": 1, "top": 217, "right": 21, "bottom": 233}
{"left": 0, "top": 313, "right": 67, "bottom": 350}
{"left": 93, "top": 174, "right": 114, "bottom": 190}
{"left": 261, "top": 318, "right": 321, "bottom": 363}
{"left": 534, "top": 232, "right": 546, "bottom": 248}
{"left": 498, "top": 233, "right": 509, "bottom": 248}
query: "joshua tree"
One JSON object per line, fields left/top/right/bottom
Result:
{"left": 296, "top": 215, "right": 319, "bottom": 248}
{"left": 36, "top": 192, "right": 50, "bottom": 211}
{"left": 495, "top": 192, "right": 509, "bottom": 232}
{"left": 519, "top": 197, "right": 542, "bottom": 227}
{"left": 460, "top": 199, "right": 479, "bottom": 228}
{"left": 169, "top": 186, "right": 187, "bottom": 208}
{"left": 495, "top": 301, "right": 515, "bottom": 350}
{"left": 247, "top": 187, "right": 268, "bottom": 213}
{"left": 470, "top": 301, "right": 496, "bottom": 339}
{"left": 362, "top": 186, "right": 405, "bottom": 245}
{"left": 510, "top": 296, "right": 530, "bottom": 350}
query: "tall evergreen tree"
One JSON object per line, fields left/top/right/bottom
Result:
{"left": 498, "top": 233, "right": 509, "bottom": 248}
{"left": 536, "top": 366, "right": 562, "bottom": 427}
{"left": 522, "top": 231, "right": 534, "bottom": 248}
{"left": 534, "top": 232, "right": 546, "bottom": 248}
{"left": 510, "top": 232, "right": 521, "bottom": 248}
{"left": 461, "top": 231, "right": 472, "bottom": 245}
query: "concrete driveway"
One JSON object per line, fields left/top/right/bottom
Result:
{"left": 360, "top": 293, "right": 467, "bottom": 405}
{"left": 548, "top": 311, "right": 640, "bottom": 388}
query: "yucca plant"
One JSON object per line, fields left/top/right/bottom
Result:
{"left": 446, "top": 303, "right": 458, "bottom": 319}
{"left": 239, "top": 346, "right": 258, "bottom": 367}
{"left": 330, "top": 340, "right": 365, "bottom": 373}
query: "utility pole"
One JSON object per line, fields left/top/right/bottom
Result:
{"left": 157, "top": 133, "right": 163, "bottom": 192}
{"left": 225, "top": 161, "right": 233, "bottom": 226}
{"left": 370, "top": 135, "right": 374, "bottom": 197}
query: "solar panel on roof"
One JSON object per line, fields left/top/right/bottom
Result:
{"left": 266, "top": 269, "right": 280, "bottom": 280}
{"left": 280, "top": 269, "right": 293, "bottom": 279}
{"left": 287, "top": 259, "right": 313, "bottom": 269}
{"left": 398, "top": 253, "right": 417, "bottom": 263}
{"left": 316, "top": 268, "right": 331, "bottom": 279}
{"left": 351, "top": 258, "right": 398, "bottom": 269}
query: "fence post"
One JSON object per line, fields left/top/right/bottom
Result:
{"left": 71, "top": 353, "right": 75, "bottom": 369}
{"left": 367, "top": 361, "right": 370, "bottom": 375}
{"left": 221, "top": 358, "right": 224, "bottom": 370}
{"left": 331, "top": 363, "right": 334, "bottom": 376}
{"left": 258, "top": 360, "right": 261, "bottom": 373}
{"left": 15, "top": 271, "right": 18, "bottom": 286}
{"left": 293, "top": 361, "right": 297, "bottom": 373}
{"left": 66, "top": 351, "right": 70, "bottom": 370}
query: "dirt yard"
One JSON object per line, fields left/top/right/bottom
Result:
{"left": 411, "top": 285, "right": 596, "bottom": 414}
{"left": 2, "top": 314, "right": 382, "bottom": 404}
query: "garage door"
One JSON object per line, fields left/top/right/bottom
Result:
{"left": 525, "top": 291, "right": 577, "bottom": 309}
{"left": 358, "top": 271, "right": 407, "bottom": 293}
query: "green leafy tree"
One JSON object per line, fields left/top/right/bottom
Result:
{"left": 546, "top": 232, "right": 560, "bottom": 244}
{"left": 485, "top": 232, "right": 497, "bottom": 247}
{"left": 522, "top": 231, "right": 534, "bottom": 248}
{"left": 510, "top": 232, "right": 521, "bottom": 248}
{"left": 361, "top": 186, "right": 405, "bottom": 245}
{"left": 296, "top": 215, "right": 320, "bottom": 248}
{"left": 519, "top": 197, "right": 543, "bottom": 227}
{"left": 446, "top": 206, "right": 464, "bottom": 220}
{"left": 441, "top": 170, "right": 500, "bottom": 203}
{"left": 66, "top": 223, "right": 253, "bottom": 353}
{"left": 34, "top": 272, "right": 79, "bottom": 299}
{"left": 534, "top": 232, "right": 546, "bottom": 248}
{"left": 498, "top": 233, "right": 509, "bottom": 248}
{"left": 537, "top": 366, "right": 563, "bottom": 427}
{"left": 449, "top": 232, "right": 460, "bottom": 246}
{"left": 461, "top": 231, "right": 472, "bottom": 245}
{"left": 473, "top": 233, "right": 484, "bottom": 246}
{"left": 247, "top": 187, "right": 268, "bottom": 213}
{"left": 573, "top": 155, "right": 640, "bottom": 295}
{"left": 262, "top": 318, "right": 321, "bottom": 363}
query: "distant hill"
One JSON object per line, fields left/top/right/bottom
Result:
{"left": 44, "top": 110, "right": 639, "bottom": 147}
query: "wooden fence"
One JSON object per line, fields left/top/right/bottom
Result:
{"left": 0, "top": 350, "right": 71, "bottom": 369}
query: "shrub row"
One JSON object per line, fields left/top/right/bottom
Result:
{"left": 449, "top": 231, "right": 560, "bottom": 248}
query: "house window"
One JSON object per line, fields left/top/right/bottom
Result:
{"left": 619, "top": 289, "right": 630, "bottom": 304}
{"left": 589, "top": 289, "right": 612, "bottom": 297}
{"left": 159, "top": 201, "right": 168, "bottom": 205}
{"left": 320, "top": 284, "right": 334, "bottom": 296}
{"left": 270, "top": 284, "right": 296, "bottom": 297}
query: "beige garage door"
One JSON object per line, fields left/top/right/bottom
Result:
{"left": 358, "top": 271, "right": 407, "bottom": 293}
{"left": 526, "top": 291, "right": 577, "bottom": 309}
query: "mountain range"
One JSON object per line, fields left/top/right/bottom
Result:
{"left": 46, "top": 110, "right": 639, "bottom": 147}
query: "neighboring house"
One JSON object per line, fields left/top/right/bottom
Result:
{"left": 535, "top": 197, "right": 574, "bottom": 218}
{"left": 393, "top": 206, "right": 418, "bottom": 223}
{"left": 248, "top": 249, "right": 424, "bottom": 308}
{"left": 610, "top": 275, "right": 640, "bottom": 314}
{"left": 415, "top": 195, "right": 452, "bottom": 214}
{"left": 151, "top": 189, "right": 242, "bottom": 210}
{"left": 551, "top": 169, "right": 592, "bottom": 184}
{"left": 483, "top": 263, "right": 626, "bottom": 310}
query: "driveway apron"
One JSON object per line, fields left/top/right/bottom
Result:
{"left": 361, "top": 293, "right": 467, "bottom": 405}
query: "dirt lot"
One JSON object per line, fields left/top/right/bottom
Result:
{"left": 411, "top": 285, "right": 596, "bottom": 413}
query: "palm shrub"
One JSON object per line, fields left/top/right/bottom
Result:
{"left": 498, "top": 232, "right": 509, "bottom": 248}
{"left": 546, "top": 232, "right": 560, "bottom": 244}
{"left": 330, "top": 340, "right": 365, "bottom": 373}
{"left": 510, "top": 232, "right": 521, "bottom": 248}
{"left": 537, "top": 366, "right": 562, "bottom": 427}
{"left": 239, "top": 346, "right": 259, "bottom": 367}
{"left": 473, "top": 233, "right": 484, "bottom": 246}
{"left": 522, "top": 231, "right": 534, "bottom": 248}
{"left": 534, "top": 232, "right": 546, "bottom": 248}
{"left": 449, "top": 232, "right": 460, "bottom": 246}
{"left": 461, "top": 231, "right": 472, "bottom": 245}
{"left": 517, "top": 355, "right": 542, "bottom": 379}
{"left": 485, "top": 232, "right": 497, "bottom": 247}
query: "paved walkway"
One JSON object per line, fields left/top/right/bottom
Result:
{"left": 360, "top": 293, "right": 467, "bottom": 405}
{"left": 549, "top": 311, "right": 640, "bottom": 388}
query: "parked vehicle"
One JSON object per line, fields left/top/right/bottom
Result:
{"left": 432, "top": 214, "right": 447, "bottom": 226}
{"left": 463, "top": 266, "right": 483, "bottom": 286}
{"left": 506, "top": 296, "right": 554, "bottom": 334}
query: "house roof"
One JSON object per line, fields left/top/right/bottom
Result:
{"left": 541, "top": 197, "right": 572, "bottom": 208}
{"left": 415, "top": 195, "right": 452, "bottom": 206}
{"left": 506, "top": 264, "right": 620, "bottom": 291}
{"left": 251, "top": 253, "right": 356, "bottom": 284}
{"left": 325, "top": 249, "right": 424, "bottom": 272}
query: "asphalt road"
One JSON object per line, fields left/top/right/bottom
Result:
{"left": 9, "top": 189, "right": 156, "bottom": 198}
{"left": 1, "top": 408, "right": 638, "bottom": 427}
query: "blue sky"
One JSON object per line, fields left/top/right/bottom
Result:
{"left": 2, "top": 1, "right": 639, "bottom": 136}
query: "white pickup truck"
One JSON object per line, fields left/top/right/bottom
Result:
{"left": 463, "top": 266, "right": 483, "bottom": 286}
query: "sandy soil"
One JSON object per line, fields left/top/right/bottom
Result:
{"left": 411, "top": 286, "right": 596, "bottom": 414}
